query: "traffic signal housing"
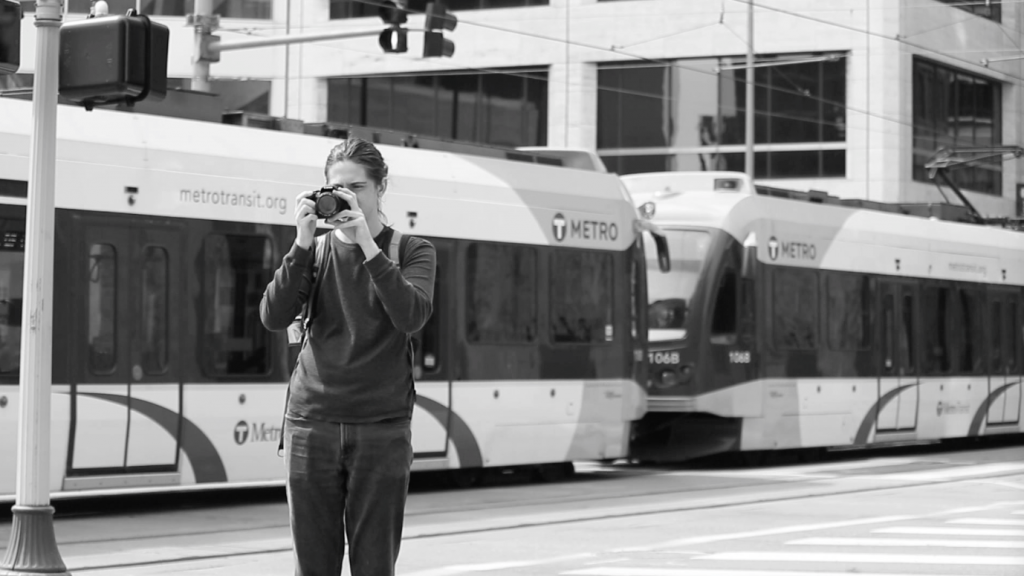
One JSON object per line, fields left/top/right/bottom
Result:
{"left": 423, "top": 2, "right": 456, "bottom": 58}
{"left": 58, "top": 11, "right": 169, "bottom": 109}
{"left": 378, "top": 0, "right": 408, "bottom": 53}
{"left": 0, "top": 0, "right": 20, "bottom": 75}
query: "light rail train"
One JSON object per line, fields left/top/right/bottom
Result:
{"left": 625, "top": 171, "right": 1023, "bottom": 461}
{"left": 0, "top": 97, "right": 665, "bottom": 499}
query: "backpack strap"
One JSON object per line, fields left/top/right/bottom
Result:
{"left": 389, "top": 228, "right": 404, "bottom": 266}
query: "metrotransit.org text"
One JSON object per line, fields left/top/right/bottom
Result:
{"left": 180, "top": 188, "right": 289, "bottom": 215}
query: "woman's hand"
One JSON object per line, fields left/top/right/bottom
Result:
{"left": 325, "top": 188, "right": 370, "bottom": 242}
{"left": 294, "top": 191, "right": 317, "bottom": 249}
{"left": 326, "top": 188, "right": 380, "bottom": 261}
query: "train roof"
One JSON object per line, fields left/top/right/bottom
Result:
{"left": 0, "top": 98, "right": 638, "bottom": 251}
{"left": 626, "top": 175, "right": 1024, "bottom": 287}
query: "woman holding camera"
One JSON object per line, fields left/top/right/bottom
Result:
{"left": 260, "top": 138, "right": 436, "bottom": 576}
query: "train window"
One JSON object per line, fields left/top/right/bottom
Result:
{"left": 826, "top": 274, "right": 870, "bottom": 351}
{"left": 550, "top": 250, "right": 614, "bottom": 344}
{"left": 882, "top": 293, "right": 894, "bottom": 371}
{"left": 141, "top": 246, "right": 169, "bottom": 375}
{"left": 958, "top": 288, "right": 985, "bottom": 373}
{"left": 992, "top": 300, "right": 1003, "bottom": 372}
{"left": 201, "top": 235, "right": 274, "bottom": 376}
{"left": 709, "top": 268, "right": 737, "bottom": 343}
{"left": 1009, "top": 299, "right": 1020, "bottom": 371}
{"left": 900, "top": 292, "right": 915, "bottom": 372}
{"left": 88, "top": 244, "right": 117, "bottom": 375}
{"left": 922, "top": 286, "right": 952, "bottom": 374}
{"left": 0, "top": 226, "right": 24, "bottom": 376}
{"left": 466, "top": 243, "right": 537, "bottom": 343}
{"left": 772, "top": 268, "right": 817, "bottom": 349}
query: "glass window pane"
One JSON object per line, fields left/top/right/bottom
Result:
{"left": 550, "top": 251, "right": 613, "bottom": 344}
{"left": 365, "top": 77, "right": 393, "bottom": 130}
{"left": 0, "top": 224, "right": 25, "bottom": 376}
{"left": 481, "top": 74, "right": 525, "bottom": 147}
{"left": 392, "top": 76, "right": 437, "bottom": 135}
{"left": 524, "top": 74, "right": 547, "bottom": 146}
{"left": 821, "top": 59, "right": 846, "bottom": 142}
{"left": 767, "top": 62, "right": 820, "bottom": 143}
{"left": 597, "top": 68, "right": 622, "bottom": 149}
{"left": 773, "top": 268, "right": 817, "bottom": 349}
{"left": 330, "top": 0, "right": 376, "bottom": 18}
{"left": 202, "top": 235, "right": 273, "bottom": 376}
{"left": 710, "top": 269, "right": 737, "bottom": 338}
{"left": 900, "top": 292, "right": 914, "bottom": 371}
{"left": 88, "top": 244, "right": 117, "bottom": 375}
{"left": 465, "top": 243, "right": 537, "bottom": 343}
{"left": 669, "top": 58, "right": 720, "bottom": 149}
{"left": 768, "top": 150, "right": 820, "bottom": 178}
{"left": 992, "top": 300, "right": 1003, "bottom": 371}
{"left": 141, "top": 246, "right": 169, "bottom": 375}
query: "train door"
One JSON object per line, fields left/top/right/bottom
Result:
{"left": 876, "top": 280, "right": 919, "bottom": 432}
{"left": 987, "top": 288, "right": 1021, "bottom": 425}
{"left": 69, "top": 220, "right": 182, "bottom": 483}
{"left": 411, "top": 238, "right": 453, "bottom": 462}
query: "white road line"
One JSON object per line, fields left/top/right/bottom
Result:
{"left": 564, "top": 569, "right": 955, "bottom": 576}
{"left": 665, "top": 457, "right": 923, "bottom": 480}
{"left": 948, "top": 518, "right": 1024, "bottom": 526}
{"left": 402, "top": 553, "right": 595, "bottom": 576}
{"left": 613, "top": 515, "right": 913, "bottom": 553}
{"left": 875, "top": 526, "right": 1024, "bottom": 537}
{"left": 790, "top": 537, "right": 1024, "bottom": 549}
{"left": 694, "top": 551, "right": 1024, "bottom": 566}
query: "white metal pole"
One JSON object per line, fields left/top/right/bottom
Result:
{"left": 0, "top": 0, "right": 69, "bottom": 572}
{"left": 192, "top": 0, "right": 214, "bottom": 92}
{"left": 745, "top": 0, "right": 754, "bottom": 180}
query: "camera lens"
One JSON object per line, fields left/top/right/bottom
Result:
{"left": 316, "top": 194, "right": 340, "bottom": 217}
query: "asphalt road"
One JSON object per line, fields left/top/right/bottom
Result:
{"left": 0, "top": 438, "right": 1021, "bottom": 575}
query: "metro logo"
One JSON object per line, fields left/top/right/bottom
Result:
{"left": 552, "top": 213, "right": 619, "bottom": 243}
{"left": 233, "top": 421, "right": 283, "bottom": 445}
{"left": 767, "top": 236, "right": 817, "bottom": 261}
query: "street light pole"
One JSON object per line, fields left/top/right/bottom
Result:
{"left": 745, "top": 0, "right": 754, "bottom": 180}
{"left": 0, "top": 0, "right": 69, "bottom": 573}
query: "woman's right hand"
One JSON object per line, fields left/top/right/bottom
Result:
{"left": 295, "top": 191, "right": 318, "bottom": 249}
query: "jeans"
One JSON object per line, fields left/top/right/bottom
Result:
{"left": 285, "top": 413, "right": 413, "bottom": 576}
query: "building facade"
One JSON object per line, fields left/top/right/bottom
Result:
{"left": 11, "top": 0, "right": 1024, "bottom": 216}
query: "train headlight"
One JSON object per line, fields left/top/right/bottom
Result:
{"left": 656, "top": 369, "right": 679, "bottom": 388}
{"left": 679, "top": 365, "right": 693, "bottom": 385}
{"left": 639, "top": 201, "right": 656, "bottom": 220}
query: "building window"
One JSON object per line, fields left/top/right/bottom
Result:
{"left": 327, "top": 70, "right": 547, "bottom": 147}
{"left": 330, "top": 0, "right": 547, "bottom": 17}
{"left": 936, "top": 0, "right": 1001, "bottom": 22}
{"left": 167, "top": 78, "right": 271, "bottom": 114}
{"left": 201, "top": 235, "right": 274, "bottom": 376}
{"left": 65, "top": 0, "right": 272, "bottom": 18}
{"left": 772, "top": 267, "right": 817, "bottom": 349}
{"left": 465, "top": 243, "right": 537, "bottom": 343}
{"left": 550, "top": 251, "right": 613, "bottom": 344}
{"left": 912, "top": 58, "right": 1002, "bottom": 195}
{"left": 598, "top": 54, "right": 846, "bottom": 177}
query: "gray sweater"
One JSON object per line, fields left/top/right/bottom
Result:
{"left": 260, "top": 228, "right": 436, "bottom": 423}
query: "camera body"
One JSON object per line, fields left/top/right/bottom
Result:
{"left": 308, "top": 185, "right": 350, "bottom": 219}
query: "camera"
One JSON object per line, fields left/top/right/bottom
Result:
{"left": 308, "top": 185, "right": 350, "bottom": 219}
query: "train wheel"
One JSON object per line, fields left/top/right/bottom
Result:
{"left": 535, "top": 462, "right": 575, "bottom": 483}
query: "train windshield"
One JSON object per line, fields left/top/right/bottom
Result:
{"left": 0, "top": 225, "right": 24, "bottom": 375}
{"left": 643, "top": 229, "right": 711, "bottom": 342}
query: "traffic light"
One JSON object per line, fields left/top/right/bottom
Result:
{"left": 58, "top": 10, "right": 169, "bottom": 109}
{"left": 0, "top": 0, "right": 20, "bottom": 75}
{"left": 378, "top": 0, "right": 408, "bottom": 54}
{"left": 423, "top": 2, "right": 456, "bottom": 58}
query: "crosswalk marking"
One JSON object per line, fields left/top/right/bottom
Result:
{"left": 874, "top": 526, "right": 1024, "bottom": 537}
{"left": 693, "top": 551, "right": 1024, "bottom": 566}
{"left": 564, "top": 569, "right": 954, "bottom": 576}
{"left": 855, "top": 462, "right": 1024, "bottom": 482}
{"left": 402, "top": 554, "right": 596, "bottom": 576}
{"left": 948, "top": 518, "right": 1024, "bottom": 526}
{"left": 789, "top": 537, "right": 1024, "bottom": 549}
